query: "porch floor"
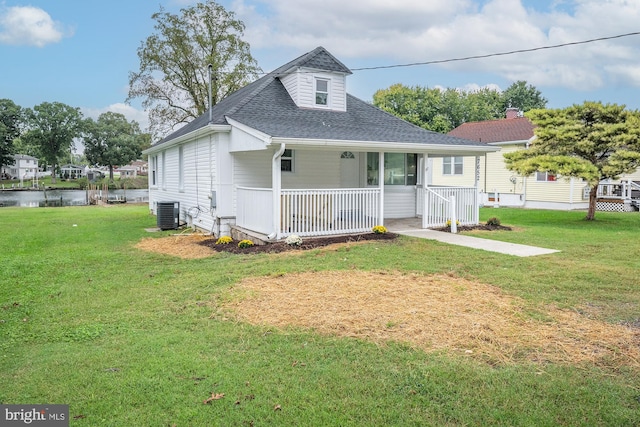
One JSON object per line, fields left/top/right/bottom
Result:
{"left": 385, "top": 217, "right": 559, "bottom": 257}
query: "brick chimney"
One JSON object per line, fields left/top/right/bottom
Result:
{"left": 506, "top": 108, "right": 519, "bottom": 119}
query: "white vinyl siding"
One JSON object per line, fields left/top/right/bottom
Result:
{"left": 234, "top": 150, "right": 272, "bottom": 188}
{"left": 282, "top": 150, "right": 341, "bottom": 189}
{"left": 147, "top": 135, "right": 218, "bottom": 232}
{"left": 384, "top": 187, "right": 417, "bottom": 218}
{"left": 178, "top": 145, "right": 184, "bottom": 192}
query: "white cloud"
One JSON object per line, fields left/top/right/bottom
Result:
{"left": 0, "top": 6, "right": 70, "bottom": 47}
{"left": 230, "top": 0, "right": 640, "bottom": 90}
{"left": 82, "top": 103, "right": 150, "bottom": 133}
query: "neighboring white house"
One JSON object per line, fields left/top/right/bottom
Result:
{"left": 1, "top": 154, "right": 39, "bottom": 180}
{"left": 445, "top": 109, "right": 640, "bottom": 211}
{"left": 143, "top": 47, "right": 498, "bottom": 239}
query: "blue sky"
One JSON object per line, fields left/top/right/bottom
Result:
{"left": 2, "top": 0, "right": 640, "bottom": 134}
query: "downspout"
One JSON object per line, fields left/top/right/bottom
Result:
{"left": 269, "top": 143, "right": 286, "bottom": 240}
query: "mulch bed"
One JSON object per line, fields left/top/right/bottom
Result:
{"left": 433, "top": 224, "right": 512, "bottom": 232}
{"left": 200, "top": 232, "right": 399, "bottom": 254}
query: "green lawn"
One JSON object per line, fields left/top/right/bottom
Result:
{"left": 1, "top": 205, "right": 638, "bottom": 426}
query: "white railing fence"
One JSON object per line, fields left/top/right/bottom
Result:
{"left": 281, "top": 188, "right": 381, "bottom": 237}
{"left": 236, "top": 187, "right": 273, "bottom": 235}
{"left": 597, "top": 180, "right": 640, "bottom": 200}
{"left": 419, "top": 186, "right": 478, "bottom": 230}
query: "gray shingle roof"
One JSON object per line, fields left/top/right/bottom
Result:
{"left": 152, "top": 47, "right": 489, "bottom": 149}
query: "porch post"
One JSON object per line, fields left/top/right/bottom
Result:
{"left": 474, "top": 155, "right": 481, "bottom": 224}
{"left": 271, "top": 144, "right": 286, "bottom": 239}
{"left": 422, "top": 154, "right": 429, "bottom": 229}
{"left": 378, "top": 151, "right": 384, "bottom": 225}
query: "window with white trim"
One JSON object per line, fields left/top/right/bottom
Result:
{"left": 315, "top": 78, "right": 329, "bottom": 106}
{"left": 366, "top": 153, "right": 417, "bottom": 185}
{"left": 536, "top": 171, "right": 557, "bottom": 182}
{"left": 150, "top": 155, "right": 158, "bottom": 187}
{"left": 443, "top": 156, "right": 463, "bottom": 175}
{"left": 281, "top": 149, "right": 294, "bottom": 172}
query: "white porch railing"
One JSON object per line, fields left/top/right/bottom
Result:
{"left": 418, "top": 186, "right": 479, "bottom": 229}
{"left": 597, "top": 180, "right": 640, "bottom": 200}
{"left": 281, "top": 188, "right": 380, "bottom": 237}
{"left": 237, "top": 186, "right": 479, "bottom": 238}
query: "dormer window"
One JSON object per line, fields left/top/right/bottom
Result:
{"left": 315, "top": 78, "right": 329, "bottom": 106}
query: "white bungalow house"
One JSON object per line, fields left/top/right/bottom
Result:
{"left": 445, "top": 109, "right": 640, "bottom": 212}
{"left": 143, "top": 47, "right": 498, "bottom": 239}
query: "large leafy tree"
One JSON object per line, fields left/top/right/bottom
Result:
{"left": 373, "top": 81, "right": 547, "bottom": 133}
{"left": 501, "top": 80, "right": 547, "bottom": 112}
{"left": 22, "top": 102, "right": 84, "bottom": 184}
{"left": 84, "top": 112, "right": 149, "bottom": 181}
{"left": 127, "top": 0, "right": 262, "bottom": 139}
{"left": 0, "top": 99, "right": 24, "bottom": 178}
{"left": 504, "top": 102, "right": 640, "bottom": 220}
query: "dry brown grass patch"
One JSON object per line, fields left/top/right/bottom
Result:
{"left": 224, "top": 270, "right": 640, "bottom": 367}
{"left": 135, "top": 234, "right": 216, "bottom": 259}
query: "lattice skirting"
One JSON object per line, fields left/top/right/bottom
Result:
{"left": 596, "top": 201, "right": 634, "bottom": 212}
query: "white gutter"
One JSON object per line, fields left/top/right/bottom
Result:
{"left": 270, "top": 137, "right": 499, "bottom": 154}
{"left": 269, "top": 143, "right": 286, "bottom": 240}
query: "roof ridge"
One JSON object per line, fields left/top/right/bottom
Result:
{"left": 458, "top": 116, "right": 532, "bottom": 126}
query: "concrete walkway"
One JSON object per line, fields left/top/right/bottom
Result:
{"left": 385, "top": 219, "right": 560, "bottom": 257}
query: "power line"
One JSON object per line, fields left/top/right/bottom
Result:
{"left": 350, "top": 31, "right": 640, "bottom": 71}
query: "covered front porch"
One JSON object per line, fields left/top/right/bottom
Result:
{"left": 227, "top": 144, "right": 494, "bottom": 241}
{"left": 235, "top": 185, "right": 479, "bottom": 239}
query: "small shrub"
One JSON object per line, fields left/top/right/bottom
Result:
{"left": 372, "top": 225, "right": 387, "bottom": 234}
{"left": 216, "top": 236, "right": 233, "bottom": 245}
{"left": 285, "top": 234, "right": 303, "bottom": 246}
{"left": 486, "top": 217, "right": 501, "bottom": 226}
{"left": 238, "top": 239, "right": 254, "bottom": 249}
{"left": 446, "top": 219, "right": 461, "bottom": 227}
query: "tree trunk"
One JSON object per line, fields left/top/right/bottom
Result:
{"left": 50, "top": 162, "right": 57, "bottom": 184}
{"left": 586, "top": 185, "right": 598, "bottom": 220}
{"left": 109, "top": 165, "right": 114, "bottom": 181}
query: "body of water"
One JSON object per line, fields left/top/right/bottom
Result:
{"left": 0, "top": 189, "right": 149, "bottom": 208}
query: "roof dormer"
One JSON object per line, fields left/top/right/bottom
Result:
{"left": 278, "top": 47, "right": 352, "bottom": 112}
